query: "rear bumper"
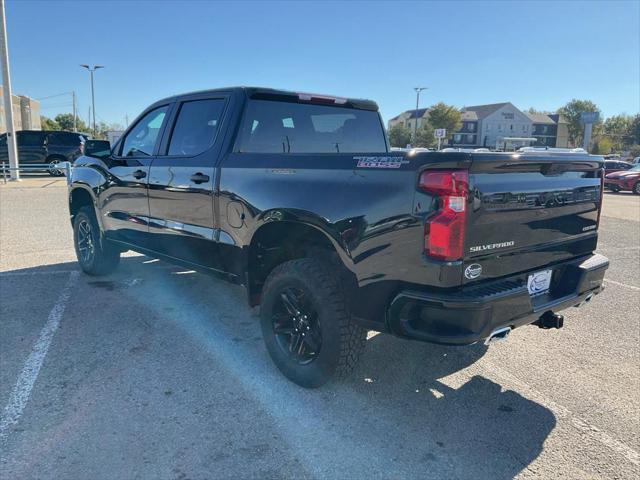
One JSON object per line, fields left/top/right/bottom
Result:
{"left": 387, "top": 253, "right": 609, "bottom": 345}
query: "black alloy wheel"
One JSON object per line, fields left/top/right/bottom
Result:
{"left": 76, "top": 217, "right": 95, "bottom": 265}
{"left": 272, "top": 286, "right": 322, "bottom": 364}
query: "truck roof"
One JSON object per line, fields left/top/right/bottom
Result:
{"left": 151, "top": 86, "right": 379, "bottom": 111}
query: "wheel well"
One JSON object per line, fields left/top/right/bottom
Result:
{"left": 69, "top": 188, "right": 94, "bottom": 222}
{"left": 247, "top": 221, "right": 354, "bottom": 306}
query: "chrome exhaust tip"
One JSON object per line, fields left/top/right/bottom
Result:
{"left": 484, "top": 326, "right": 512, "bottom": 346}
{"left": 576, "top": 293, "right": 595, "bottom": 308}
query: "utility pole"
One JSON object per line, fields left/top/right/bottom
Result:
{"left": 80, "top": 64, "right": 104, "bottom": 136}
{"left": 413, "top": 87, "right": 428, "bottom": 142}
{"left": 72, "top": 91, "right": 77, "bottom": 132}
{"left": 0, "top": 0, "right": 19, "bottom": 180}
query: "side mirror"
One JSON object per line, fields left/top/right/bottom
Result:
{"left": 83, "top": 139, "right": 112, "bottom": 159}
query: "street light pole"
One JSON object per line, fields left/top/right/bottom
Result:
{"left": 0, "top": 0, "right": 19, "bottom": 181}
{"left": 80, "top": 64, "right": 104, "bottom": 136}
{"left": 413, "top": 87, "right": 428, "bottom": 142}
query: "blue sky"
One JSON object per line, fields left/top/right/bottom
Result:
{"left": 5, "top": 0, "right": 639, "bottom": 127}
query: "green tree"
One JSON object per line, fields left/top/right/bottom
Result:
{"left": 40, "top": 116, "right": 60, "bottom": 130}
{"left": 629, "top": 144, "right": 640, "bottom": 158}
{"left": 388, "top": 124, "right": 412, "bottom": 148}
{"left": 602, "top": 114, "right": 634, "bottom": 151}
{"left": 628, "top": 114, "right": 640, "bottom": 145}
{"left": 557, "top": 99, "right": 601, "bottom": 147}
{"left": 54, "top": 113, "right": 88, "bottom": 133}
{"left": 414, "top": 123, "right": 436, "bottom": 148}
{"left": 592, "top": 137, "right": 613, "bottom": 155}
{"left": 426, "top": 102, "right": 462, "bottom": 141}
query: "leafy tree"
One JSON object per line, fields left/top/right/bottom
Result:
{"left": 557, "top": 99, "right": 601, "bottom": 147}
{"left": 40, "top": 116, "right": 60, "bottom": 131}
{"left": 629, "top": 144, "right": 640, "bottom": 158}
{"left": 592, "top": 137, "right": 613, "bottom": 155}
{"left": 388, "top": 124, "right": 412, "bottom": 148}
{"left": 629, "top": 114, "right": 640, "bottom": 145}
{"left": 602, "top": 114, "right": 634, "bottom": 151}
{"left": 426, "top": 102, "right": 462, "bottom": 141}
{"left": 413, "top": 123, "right": 436, "bottom": 148}
{"left": 54, "top": 113, "right": 88, "bottom": 133}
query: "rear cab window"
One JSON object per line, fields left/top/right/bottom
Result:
{"left": 236, "top": 99, "right": 387, "bottom": 154}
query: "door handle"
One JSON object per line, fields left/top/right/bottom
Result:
{"left": 132, "top": 169, "right": 146, "bottom": 179}
{"left": 190, "top": 172, "right": 210, "bottom": 184}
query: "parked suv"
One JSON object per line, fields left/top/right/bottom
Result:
{"left": 68, "top": 87, "right": 609, "bottom": 387}
{"left": 0, "top": 130, "right": 89, "bottom": 176}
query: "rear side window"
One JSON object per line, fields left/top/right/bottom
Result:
{"left": 167, "top": 99, "right": 226, "bottom": 156}
{"left": 17, "top": 132, "right": 45, "bottom": 147}
{"left": 236, "top": 100, "right": 386, "bottom": 153}
{"left": 48, "top": 133, "right": 82, "bottom": 146}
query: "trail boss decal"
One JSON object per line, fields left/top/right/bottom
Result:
{"left": 469, "top": 241, "right": 515, "bottom": 253}
{"left": 355, "top": 156, "right": 408, "bottom": 169}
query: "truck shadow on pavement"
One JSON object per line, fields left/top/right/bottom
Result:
{"left": 1, "top": 257, "right": 556, "bottom": 479}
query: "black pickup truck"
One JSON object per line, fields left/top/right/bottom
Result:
{"left": 68, "top": 87, "right": 609, "bottom": 387}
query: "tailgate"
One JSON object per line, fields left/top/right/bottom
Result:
{"left": 464, "top": 153, "right": 602, "bottom": 282}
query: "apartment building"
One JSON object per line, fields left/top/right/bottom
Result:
{"left": 389, "top": 102, "right": 568, "bottom": 149}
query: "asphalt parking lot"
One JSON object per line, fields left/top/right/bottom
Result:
{"left": 0, "top": 178, "right": 638, "bottom": 479}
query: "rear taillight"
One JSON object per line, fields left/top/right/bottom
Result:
{"left": 419, "top": 169, "right": 469, "bottom": 261}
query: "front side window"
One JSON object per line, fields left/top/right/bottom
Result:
{"left": 167, "top": 99, "right": 226, "bottom": 156}
{"left": 236, "top": 100, "right": 386, "bottom": 153}
{"left": 121, "top": 106, "right": 168, "bottom": 157}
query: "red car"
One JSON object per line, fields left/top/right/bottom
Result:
{"left": 605, "top": 165, "right": 640, "bottom": 194}
{"left": 604, "top": 160, "right": 633, "bottom": 175}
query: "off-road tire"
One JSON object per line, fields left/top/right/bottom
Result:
{"left": 260, "top": 257, "right": 367, "bottom": 388}
{"left": 73, "top": 206, "right": 121, "bottom": 275}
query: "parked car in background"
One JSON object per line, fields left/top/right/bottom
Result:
{"left": 0, "top": 130, "right": 89, "bottom": 176}
{"left": 630, "top": 156, "right": 640, "bottom": 165}
{"left": 603, "top": 160, "right": 633, "bottom": 176}
{"left": 605, "top": 164, "right": 640, "bottom": 194}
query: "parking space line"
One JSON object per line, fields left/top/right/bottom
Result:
{"left": 0, "top": 269, "right": 77, "bottom": 277}
{"left": 482, "top": 361, "right": 640, "bottom": 466}
{"left": 0, "top": 271, "right": 79, "bottom": 443}
{"left": 604, "top": 279, "right": 640, "bottom": 291}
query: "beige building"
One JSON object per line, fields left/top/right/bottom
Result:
{"left": 0, "top": 86, "right": 41, "bottom": 133}
{"left": 389, "top": 102, "right": 569, "bottom": 149}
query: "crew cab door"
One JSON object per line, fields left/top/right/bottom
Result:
{"left": 101, "top": 105, "right": 171, "bottom": 247}
{"left": 146, "top": 94, "right": 231, "bottom": 269}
